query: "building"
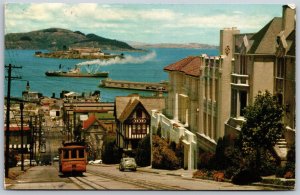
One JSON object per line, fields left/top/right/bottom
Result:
{"left": 62, "top": 101, "right": 115, "bottom": 141}
{"left": 151, "top": 5, "right": 295, "bottom": 168}
{"left": 224, "top": 5, "right": 296, "bottom": 163}
{"left": 22, "top": 81, "right": 43, "bottom": 103}
{"left": 82, "top": 115, "right": 107, "bottom": 160}
{"left": 5, "top": 125, "right": 31, "bottom": 154}
{"left": 115, "top": 94, "right": 165, "bottom": 155}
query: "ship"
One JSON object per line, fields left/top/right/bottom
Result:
{"left": 45, "top": 64, "right": 109, "bottom": 78}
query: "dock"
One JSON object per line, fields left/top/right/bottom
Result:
{"left": 100, "top": 78, "right": 168, "bottom": 92}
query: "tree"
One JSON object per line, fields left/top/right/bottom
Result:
{"left": 102, "top": 135, "right": 121, "bottom": 164}
{"left": 135, "top": 134, "right": 151, "bottom": 167}
{"left": 239, "top": 91, "right": 284, "bottom": 171}
{"left": 152, "top": 135, "right": 180, "bottom": 170}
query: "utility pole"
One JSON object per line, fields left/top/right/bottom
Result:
{"left": 5, "top": 64, "right": 22, "bottom": 178}
{"left": 34, "top": 115, "right": 37, "bottom": 161}
{"left": 29, "top": 116, "right": 33, "bottom": 167}
{"left": 20, "top": 102, "right": 24, "bottom": 171}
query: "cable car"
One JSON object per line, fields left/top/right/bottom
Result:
{"left": 58, "top": 142, "right": 87, "bottom": 175}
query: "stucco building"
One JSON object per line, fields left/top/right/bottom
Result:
{"left": 151, "top": 5, "right": 295, "bottom": 169}
{"left": 225, "top": 5, "right": 296, "bottom": 163}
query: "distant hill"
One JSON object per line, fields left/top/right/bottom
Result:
{"left": 5, "top": 28, "right": 137, "bottom": 51}
{"left": 128, "top": 41, "right": 218, "bottom": 49}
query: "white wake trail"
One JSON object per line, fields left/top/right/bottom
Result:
{"left": 76, "top": 51, "right": 156, "bottom": 67}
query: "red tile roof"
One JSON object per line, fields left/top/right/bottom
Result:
{"left": 164, "top": 56, "right": 201, "bottom": 77}
{"left": 82, "top": 115, "right": 106, "bottom": 130}
{"left": 82, "top": 115, "right": 97, "bottom": 129}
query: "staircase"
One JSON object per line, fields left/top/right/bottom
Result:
{"left": 273, "top": 138, "right": 288, "bottom": 166}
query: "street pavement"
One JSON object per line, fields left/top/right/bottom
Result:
{"left": 4, "top": 164, "right": 293, "bottom": 190}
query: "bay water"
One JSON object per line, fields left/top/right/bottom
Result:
{"left": 4, "top": 48, "right": 219, "bottom": 102}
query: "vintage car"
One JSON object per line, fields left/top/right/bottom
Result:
{"left": 119, "top": 157, "right": 137, "bottom": 171}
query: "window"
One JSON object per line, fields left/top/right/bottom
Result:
{"left": 215, "top": 79, "right": 218, "bottom": 101}
{"left": 204, "top": 78, "right": 208, "bottom": 98}
{"left": 63, "top": 150, "right": 69, "bottom": 159}
{"left": 231, "top": 89, "right": 237, "bottom": 117}
{"left": 71, "top": 149, "right": 77, "bottom": 158}
{"left": 239, "top": 91, "right": 247, "bottom": 116}
{"left": 277, "top": 93, "right": 283, "bottom": 105}
{"left": 209, "top": 78, "right": 213, "bottom": 100}
{"left": 239, "top": 55, "right": 247, "bottom": 75}
{"left": 277, "top": 58, "right": 284, "bottom": 78}
{"left": 78, "top": 149, "right": 84, "bottom": 158}
{"left": 136, "top": 108, "right": 143, "bottom": 118}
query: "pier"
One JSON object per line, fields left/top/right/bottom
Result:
{"left": 100, "top": 78, "right": 168, "bottom": 92}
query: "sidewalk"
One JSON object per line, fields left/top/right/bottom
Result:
{"left": 138, "top": 166, "right": 195, "bottom": 179}
{"left": 137, "top": 166, "right": 295, "bottom": 190}
{"left": 4, "top": 167, "right": 31, "bottom": 188}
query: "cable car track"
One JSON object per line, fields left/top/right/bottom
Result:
{"left": 85, "top": 170, "right": 188, "bottom": 190}
{"left": 68, "top": 176, "right": 107, "bottom": 190}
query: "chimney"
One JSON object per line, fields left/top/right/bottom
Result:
{"left": 282, "top": 4, "right": 296, "bottom": 36}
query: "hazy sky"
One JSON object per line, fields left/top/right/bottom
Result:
{"left": 5, "top": 3, "right": 283, "bottom": 45}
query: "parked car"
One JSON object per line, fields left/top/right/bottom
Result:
{"left": 119, "top": 157, "right": 137, "bottom": 171}
{"left": 16, "top": 159, "right": 37, "bottom": 166}
{"left": 88, "top": 160, "right": 94, "bottom": 165}
{"left": 53, "top": 156, "right": 59, "bottom": 161}
{"left": 93, "top": 159, "right": 102, "bottom": 164}
{"left": 88, "top": 159, "right": 102, "bottom": 165}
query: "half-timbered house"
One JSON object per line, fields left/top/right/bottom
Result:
{"left": 115, "top": 94, "right": 165, "bottom": 155}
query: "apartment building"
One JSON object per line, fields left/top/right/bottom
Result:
{"left": 152, "top": 5, "right": 295, "bottom": 168}
{"left": 225, "top": 5, "right": 296, "bottom": 162}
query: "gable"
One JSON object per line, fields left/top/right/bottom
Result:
{"left": 248, "top": 17, "right": 282, "bottom": 54}
{"left": 118, "top": 100, "right": 149, "bottom": 123}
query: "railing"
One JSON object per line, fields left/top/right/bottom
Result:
{"left": 231, "top": 73, "right": 249, "bottom": 87}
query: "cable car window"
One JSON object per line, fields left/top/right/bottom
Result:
{"left": 79, "top": 149, "right": 84, "bottom": 158}
{"left": 63, "top": 150, "right": 69, "bottom": 159}
{"left": 71, "top": 149, "right": 77, "bottom": 158}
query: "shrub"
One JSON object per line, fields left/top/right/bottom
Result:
{"left": 259, "top": 149, "right": 278, "bottom": 176}
{"left": 284, "top": 171, "right": 294, "bottom": 179}
{"left": 213, "top": 171, "right": 225, "bottom": 182}
{"left": 135, "top": 134, "right": 151, "bottom": 167}
{"left": 275, "top": 166, "right": 286, "bottom": 178}
{"left": 193, "top": 169, "right": 209, "bottom": 179}
{"left": 152, "top": 135, "right": 180, "bottom": 170}
{"left": 172, "top": 137, "right": 184, "bottom": 168}
{"left": 102, "top": 136, "right": 122, "bottom": 164}
{"left": 231, "top": 169, "right": 262, "bottom": 185}
{"left": 197, "top": 152, "right": 215, "bottom": 170}
{"left": 225, "top": 166, "right": 239, "bottom": 180}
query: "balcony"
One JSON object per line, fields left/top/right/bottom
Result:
{"left": 231, "top": 73, "right": 249, "bottom": 88}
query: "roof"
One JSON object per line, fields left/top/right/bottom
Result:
{"left": 286, "top": 30, "right": 295, "bottom": 56}
{"left": 82, "top": 115, "right": 106, "bottom": 130}
{"left": 118, "top": 99, "right": 144, "bottom": 123}
{"left": 248, "top": 17, "right": 282, "bottom": 54}
{"left": 5, "top": 126, "right": 30, "bottom": 131}
{"left": 164, "top": 56, "right": 201, "bottom": 77}
{"left": 115, "top": 95, "right": 165, "bottom": 120}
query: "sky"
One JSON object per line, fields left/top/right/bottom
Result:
{"left": 4, "top": 3, "right": 284, "bottom": 45}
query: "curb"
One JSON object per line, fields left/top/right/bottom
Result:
{"left": 138, "top": 169, "right": 160, "bottom": 174}
{"left": 166, "top": 173, "right": 182, "bottom": 177}
{"left": 251, "top": 182, "right": 295, "bottom": 190}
